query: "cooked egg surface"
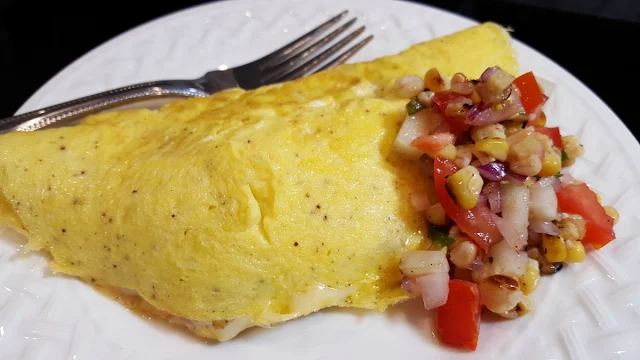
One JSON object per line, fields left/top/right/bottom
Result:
{"left": 0, "top": 22, "right": 517, "bottom": 340}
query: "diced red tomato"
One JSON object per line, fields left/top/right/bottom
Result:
{"left": 535, "top": 127, "right": 562, "bottom": 149}
{"left": 433, "top": 158, "right": 502, "bottom": 252}
{"left": 432, "top": 91, "right": 471, "bottom": 133}
{"left": 432, "top": 91, "right": 460, "bottom": 113}
{"left": 513, "top": 72, "right": 545, "bottom": 115}
{"left": 412, "top": 133, "right": 456, "bottom": 153}
{"left": 556, "top": 183, "right": 616, "bottom": 249}
{"left": 436, "top": 280, "right": 481, "bottom": 351}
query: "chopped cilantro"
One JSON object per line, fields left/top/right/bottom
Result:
{"left": 428, "top": 225, "right": 455, "bottom": 247}
{"left": 406, "top": 97, "right": 425, "bottom": 115}
{"left": 555, "top": 173, "right": 563, "bottom": 178}
{"left": 561, "top": 149, "right": 569, "bottom": 162}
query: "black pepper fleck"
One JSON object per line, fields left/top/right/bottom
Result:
{"left": 172, "top": 214, "right": 175, "bottom": 218}
{"left": 62, "top": 229, "right": 66, "bottom": 233}
{"left": 323, "top": 215, "right": 328, "bottom": 221}
{"left": 294, "top": 242, "right": 299, "bottom": 246}
{"left": 59, "top": 146, "right": 66, "bottom": 150}
{"left": 316, "top": 204, "right": 321, "bottom": 209}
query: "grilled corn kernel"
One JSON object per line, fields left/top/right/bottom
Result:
{"left": 542, "top": 234, "right": 567, "bottom": 263}
{"left": 561, "top": 135, "right": 585, "bottom": 160}
{"left": 424, "top": 68, "right": 449, "bottom": 92}
{"left": 471, "top": 89, "right": 482, "bottom": 104}
{"left": 475, "top": 138, "right": 509, "bottom": 162}
{"left": 560, "top": 214, "right": 587, "bottom": 240}
{"left": 510, "top": 136, "right": 540, "bottom": 159}
{"left": 558, "top": 219, "right": 580, "bottom": 242}
{"left": 427, "top": 203, "right": 450, "bottom": 227}
{"left": 417, "top": 91, "right": 434, "bottom": 107}
{"left": 508, "top": 111, "right": 529, "bottom": 122}
{"left": 521, "top": 259, "right": 540, "bottom": 295}
{"left": 516, "top": 296, "right": 535, "bottom": 316}
{"left": 538, "top": 150, "right": 562, "bottom": 177}
{"left": 510, "top": 155, "right": 543, "bottom": 177}
{"left": 534, "top": 132, "right": 554, "bottom": 152}
{"left": 455, "top": 144, "right": 474, "bottom": 168}
{"left": 435, "top": 143, "right": 457, "bottom": 161}
{"left": 470, "top": 123, "right": 506, "bottom": 142}
{"left": 446, "top": 165, "right": 483, "bottom": 210}
{"left": 449, "top": 241, "right": 478, "bottom": 269}
{"left": 529, "top": 111, "right": 547, "bottom": 128}
{"left": 604, "top": 205, "right": 619, "bottom": 224}
{"left": 504, "top": 121, "right": 524, "bottom": 136}
{"left": 565, "top": 240, "right": 586, "bottom": 263}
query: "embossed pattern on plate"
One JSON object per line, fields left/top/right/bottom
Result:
{"left": 2, "top": 0, "right": 640, "bottom": 359}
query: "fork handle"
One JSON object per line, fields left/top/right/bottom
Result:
{"left": 0, "top": 80, "right": 209, "bottom": 134}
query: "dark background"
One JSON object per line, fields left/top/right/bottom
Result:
{"left": 1, "top": 0, "right": 638, "bottom": 137}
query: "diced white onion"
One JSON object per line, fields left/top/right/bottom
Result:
{"left": 394, "top": 75, "right": 424, "bottom": 98}
{"left": 416, "top": 272, "right": 450, "bottom": 310}
{"left": 536, "top": 176, "right": 557, "bottom": 188}
{"left": 491, "top": 213, "right": 526, "bottom": 249}
{"left": 529, "top": 179, "right": 558, "bottom": 221}
{"left": 529, "top": 219, "right": 559, "bottom": 235}
{"left": 393, "top": 111, "right": 444, "bottom": 159}
{"left": 500, "top": 183, "right": 530, "bottom": 249}
{"left": 399, "top": 250, "right": 449, "bottom": 277}
{"left": 393, "top": 115, "right": 430, "bottom": 159}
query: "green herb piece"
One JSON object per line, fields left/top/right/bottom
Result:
{"left": 561, "top": 149, "right": 569, "bottom": 162}
{"left": 554, "top": 173, "right": 563, "bottom": 178}
{"left": 406, "top": 97, "right": 425, "bottom": 115}
{"left": 428, "top": 225, "right": 455, "bottom": 247}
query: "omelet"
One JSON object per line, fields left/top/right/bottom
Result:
{"left": 0, "top": 22, "right": 518, "bottom": 341}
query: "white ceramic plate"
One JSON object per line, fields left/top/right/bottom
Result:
{"left": 3, "top": 0, "right": 640, "bottom": 359}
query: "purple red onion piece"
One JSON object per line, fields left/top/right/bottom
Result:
{"left": 465, "top": 101, "right": 521, "bottom": 126}
{"left": 480, "top": 66, "right": 500, "bottom": 82}
{"left": 477, "top": 162, "right": 506, "bottom": 181}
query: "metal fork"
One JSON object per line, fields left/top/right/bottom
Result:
{"left": 0, "top": 10, "right": 372, "bottom": 134}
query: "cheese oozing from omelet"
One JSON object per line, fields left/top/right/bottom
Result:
{"left": 0, "top": 22, "right": 518, "bottom": 341}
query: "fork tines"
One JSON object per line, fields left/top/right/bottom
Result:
{"left": 257, "top": 10, "right": 373, "bottom": 84}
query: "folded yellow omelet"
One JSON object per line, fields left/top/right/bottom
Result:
{"left": 0, "top": 22, "right": 517, "bottom": 341}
